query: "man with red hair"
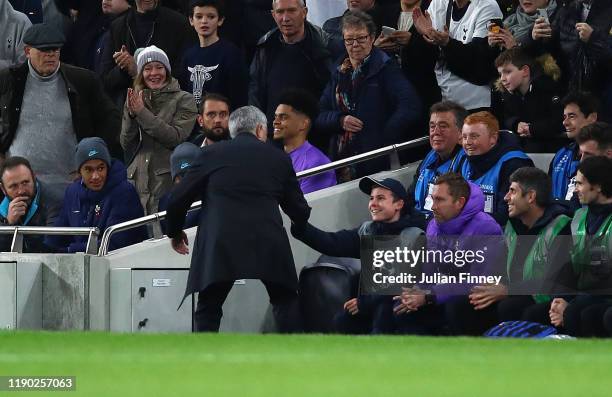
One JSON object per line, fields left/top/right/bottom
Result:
{"left": 460, "top": 111, "right": 533, "bottom": 225}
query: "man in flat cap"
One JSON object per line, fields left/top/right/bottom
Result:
{"left": 0, "top": 23, "right": 121, "bottom": 200}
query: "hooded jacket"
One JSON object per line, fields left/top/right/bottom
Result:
{"left": 461, "top": 130, "right": 534, "bottom": 226}
{"left": 425, "top": 182, "right": 504, "bottom": 302}
{"left": 0, "top": 0, "right": 31, "bottom": 69}
{"left": 45, "top": 159, "right": 147, "bottom": 253}
{"left": 120, "top": 77, "right": 198, "bottom": 214}
{"left": 427, "top": 181, "right": 502, "bottom": 236}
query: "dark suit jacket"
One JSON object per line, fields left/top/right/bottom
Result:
{"left": 166, "top": 132, "right": 311, "bottom": 299}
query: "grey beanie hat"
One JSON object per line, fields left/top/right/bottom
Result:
{"left": 135, "top": 45, "right": 171, "bottom": 75}
{"left": 170, "top": 142, "right": 202, "bottom": 179}
{"left": 75, "top": 137, "right": 111, "bottom": 170}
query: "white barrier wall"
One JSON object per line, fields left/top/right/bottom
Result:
{"left": 1, "top": 154, "right": 554, "bottom": 333}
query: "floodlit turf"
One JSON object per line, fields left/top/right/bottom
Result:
{"left": 1, "top": 332, "right": 612, "bottom": 397}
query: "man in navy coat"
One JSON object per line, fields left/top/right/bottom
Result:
{"left": 166, "top": 105, "right": 311, "bottom": 332}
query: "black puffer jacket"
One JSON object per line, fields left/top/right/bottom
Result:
{"left": 492, "top": 68, "right": 565, "bottom": 153}
{"left": 525, "top": 0, "right": 612, "bottom": 95}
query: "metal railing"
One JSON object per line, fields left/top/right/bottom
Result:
{"left": 97, "top": 136, "right": 429, "bottom": 256}
{"left": 0, "top": 226, "right": 100, "bottom": 254}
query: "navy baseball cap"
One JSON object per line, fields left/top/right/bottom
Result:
{"left": 358, "top": 177, "right": 409, "bottom": 203}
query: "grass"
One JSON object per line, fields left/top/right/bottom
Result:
{"left": 1, "top": 331, "right": 612, "bottom": 396}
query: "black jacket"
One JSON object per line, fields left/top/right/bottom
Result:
{"left": 58, "top": 0, "right": 107, "bottom": 69}
{"left": 166, "top": 133, "right": 311, "bottom": 300}
{"left": 523, "top": 0, "right": 612, "bottom": 95}
{"left": 249, "top": 22, "right": 332, "bottom": 130}
{"left": 0, "top": 62, "right": 121, "bottom": 157}
{"left": 492, "top": 70, "right": 566, "bottom": 153}
{"left": 100, "top": 6, "right": 197, "bottom": 105}
{"left": 291, "top": 211, "right": 425, "bottom": 314}
{"left": 464, "top": 131, "right": 534, "bottom": 226}
{"left": 398, "top": 1, "right": 441, "bottom": 113}
{"left": 292, "top": 211, "right": 426, "bottom": 259}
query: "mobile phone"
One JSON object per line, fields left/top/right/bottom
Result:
{"left": 381, "top": 25, "right": 397, "bottom": 37}
{"left": 537, "top": 8, "right": 549, "bottom": 24}
{"left": 488, "top": 19, "right": 503, "bottom": 34}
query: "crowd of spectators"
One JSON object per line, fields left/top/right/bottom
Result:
{"left": 1, "top": 0, "right": 611, "bottom": 336}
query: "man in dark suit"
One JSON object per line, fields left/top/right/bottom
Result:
{"left": 166, "top": 105, "right": 311, "bottom": 333}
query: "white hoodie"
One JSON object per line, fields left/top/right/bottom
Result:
{"left": 0, "top": 0, "right": 32, "bottom": 69}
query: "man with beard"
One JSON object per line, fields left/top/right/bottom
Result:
{"left": 192, "top": 93, "right": 231, "bottom": 147}
{"left": 0, "top": 156, "right": 62, "bottom": 252}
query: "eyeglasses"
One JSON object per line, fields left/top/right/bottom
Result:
{"left": 343, "top": 35, "right": 370, "bottom": 45}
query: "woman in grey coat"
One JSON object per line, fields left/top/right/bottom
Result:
{"left": 120, "top": 45, "right": 198, "bottom": 214}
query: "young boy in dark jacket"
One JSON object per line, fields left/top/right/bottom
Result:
{"left": 492, "top": 48, "right": 564, "bottom": 153}
{"left": 292, "top": 177, "right": 425, "bottom": 334}
{"left": 45, "top": 138, "right": 147, "bottom": 253}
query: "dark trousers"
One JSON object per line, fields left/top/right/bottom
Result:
{"left": 393, "top": 296, "right": 498, "bottom": 336}
{"left": 333, "top": 296, "right": 395, "bottom": 335}
{"left": 604, "top": 306, "right": 612, "bottom": 336}
{"left": 444, "top": 296, "right": 499, "bottom": 336}
{"left": 563, "top": 295, "right": 610, "bottom": 337}
{"left": 520, "top": 301, "right": 553, "bottom": 324}
{"left": 393, "top": 302, "right": 447, "bottom": 335}
{"left": 195, "top": 280, "right": 301, "bottom": 333}
{"left": 497, "top": 296, "right": 537, "bottom": 322}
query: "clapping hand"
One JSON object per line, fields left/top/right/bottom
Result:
{"left": 127, "top": 88, "right": 145, "bottom": 116}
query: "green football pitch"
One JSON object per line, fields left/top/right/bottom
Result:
{"left": 1, "top": 331, "right": 612, "bottom": 396}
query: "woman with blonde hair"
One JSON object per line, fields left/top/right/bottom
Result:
{"left": 120, "top": 45, "right": 198, "bottom": 214}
